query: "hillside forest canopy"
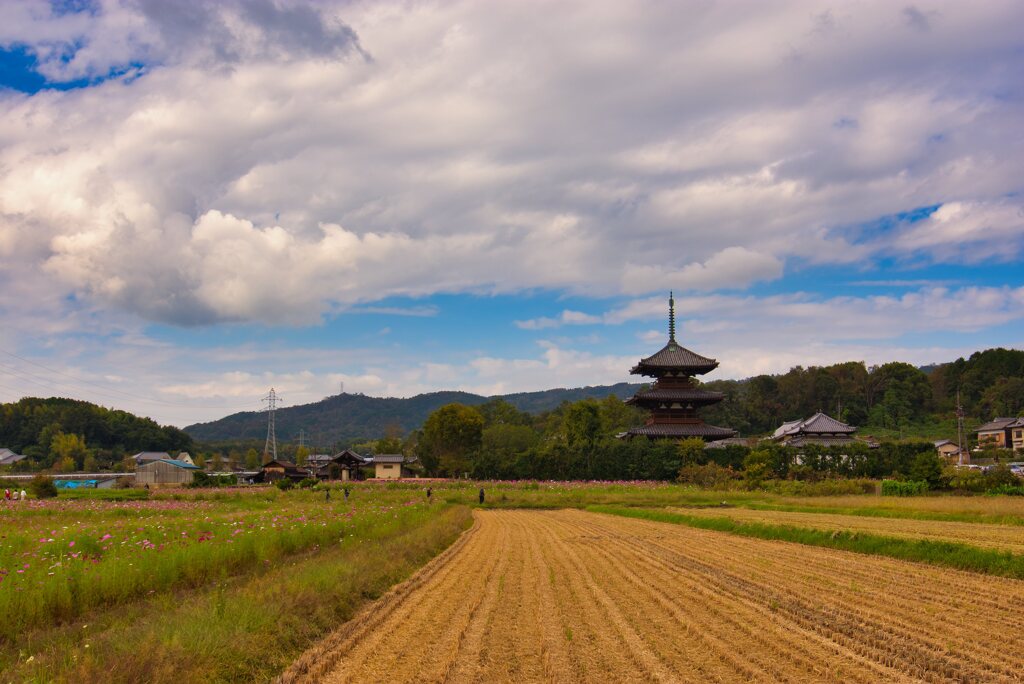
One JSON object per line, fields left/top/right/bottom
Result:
{"left": 0, "top": 397, "right": 192, "bottom": 472}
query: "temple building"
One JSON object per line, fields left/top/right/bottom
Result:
{"left": 771, "top": 412, "right": 858, "bottom": 448}
{"left": 624, "top": 294, "right": 736, "bottom": 441}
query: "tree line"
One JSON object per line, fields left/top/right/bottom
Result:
{"left": 700, "top": 347, "right": 1024, "bottom": 436}
{"left": 0, "top": 397, "right": 193, "bottom": 472}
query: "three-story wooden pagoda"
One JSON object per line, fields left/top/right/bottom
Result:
{"left": 624, "top": 293, "right": 736, "bottom": 441}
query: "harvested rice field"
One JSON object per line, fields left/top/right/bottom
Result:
{"left": 671, "top": 505, "right": 1024, "bottom": 553}
{"left": 283, "top": 509, "right": 1024, "bottom": 683}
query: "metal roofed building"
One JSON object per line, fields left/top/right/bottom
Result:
{"left": 623, "top": 293, "right": 736, "bottom": 442}
{"left": 136, "top": 458, "right": 201, "bottom": 486}
{"left": 0, "top": 448, "right": 26, "bottom": 466}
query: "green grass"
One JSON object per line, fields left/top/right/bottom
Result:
{"left": 0, "top": 487, "right": 440, "bottom": 640}
{"left": 58, "top": 488, "right": 150, "bottom": 501}
{"left": 589, "top": 505, "right": 1024, "bottom": 579}
{"left": 736, "top": 501, "right": 1024, "bottom": 526}
{"left": 1, "top": 503, "right": 471, "bottom": 683}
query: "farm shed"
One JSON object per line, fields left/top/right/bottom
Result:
{"left": 372, "top": 454, "right": 418, "bottom": 479}
{"left": 136, "top": 459, "right": 201, "bottom": 486}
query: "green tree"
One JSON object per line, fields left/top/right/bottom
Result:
{"left": 907, "top": 452, "right": 944, "bottom": 488}
{"left": 245, "top": 448, "right": 261, "bottom": 469}
{"left": 420, "top": 404, "right": 485, "bottom": 476}
{"left": 374, "top": 437, "right": 403, "bottom": 454}
{"left": 50, "top": 432, "right": 89, "bottom": 470}
{"left": 83, "top": 454, "right": 98, "bottom": 472}
{"left": 743, "top": 448, "right": 781, "bottom": 487}
{"left": 295, "top": 445, "right": 310, "bottom": 466}
{"left": 211, "top": 453, "right": 224, "bottom": 471}
{"left": 677, "top": 438, "right": 706, "bottom": 467}
{"left": 29, "top": 474, "right": 58, "bottom": 499}
{"left": 477, "top": 399, "right": 532, "bottom": 427}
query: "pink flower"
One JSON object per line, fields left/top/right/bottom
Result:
{"left": 68, "top": 541, "right": 75, "bottom": 548}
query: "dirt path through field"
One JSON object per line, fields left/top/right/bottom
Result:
{"left": 282, "top": 509, "right": 1024, "bottom": 683}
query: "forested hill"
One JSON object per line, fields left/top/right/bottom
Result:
{"left": 185, "top": 347, "right": 1024, "bottom": 445}
{"left": 0, "top": 397, "right": 193, "bottom": 469}
{"left": 184, "top": 383, "right": 644, "bottom": 444}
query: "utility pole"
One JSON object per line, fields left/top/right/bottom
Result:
{"left": 263, "top": 388, "right": 279, "bottom": 463}
{"left": 298, "top": 429, "right": 306, "bottom": 450}
{"left": 956, "top": 388, "right": 966, "bottom": 466}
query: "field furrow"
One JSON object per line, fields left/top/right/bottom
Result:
{"left": 283, "top": 509, "right": 1024, "bottom": 683}
{"left": 671, "top": 506, "right": 1024, "bottom": 552}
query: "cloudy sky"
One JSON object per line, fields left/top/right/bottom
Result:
{"left": 1, "top": 0, "right": 1022, "bottom": 428}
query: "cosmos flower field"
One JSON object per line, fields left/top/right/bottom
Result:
{"left": 0, "top": 487, "right": 433, "bottom": 641}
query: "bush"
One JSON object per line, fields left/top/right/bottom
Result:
{"left": 908, "top": 452, "right": 945, "bottom": 488}
{"left": 944, "top": 466, "right": 987, "bottom": 493}
{"left": 985, "top": 464, "right": 1019, "bottom": 490}
{"left": 298, "top": 477, "right": 319, "bottom": 489}
{"left": 677, "top": 462, "right": 739, "bottom": 489}
{"left": 274, "top": 477, "right": 295, "bottom": 491}
{"left": 986, "top": 485, "right": 1024, "bottom": 496}
{"left": 763, "top": 478, "right": 877, "bottom": 496}
{"left": 29, "top": 474, "right": 58, "bottom": 499}
{"left": 881, "top": 479, "right": 929, "bottom": 496}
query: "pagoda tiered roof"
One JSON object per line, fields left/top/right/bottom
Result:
{"left": 622, "top": 292, "right": 736, "bottom": 442}
{"left": 629, "top": 341, "right": 719, "bottom": 377}
{"left": 626, "top": 387, "right": 724, "bottom": 405}
{"left": 626, "top": 423, "right": 737, "bottom": 438}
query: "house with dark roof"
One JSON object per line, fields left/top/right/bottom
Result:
{"left": 976, "top": 417, "right": 1018, "bottom": 450}
{"left": 261, "top": 459, "right": 308, "bottom": 482}
{"left": 310, "top": 449, "right": 369, "bottom": 481}
{"left": 131, "top": 452, "right": 171, "bottom": 467}
{"left": 371, "top": 454, "right": 418, "bottom": 479}
{"left": 771, "top": 412, "right": 861, "bottom": 448}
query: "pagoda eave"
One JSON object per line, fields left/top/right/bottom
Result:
{"left": 625, "top": 424, "right": 737, "bottom": 439}
{"left": 629, "top": 362, "right": 719, "bottom": 377}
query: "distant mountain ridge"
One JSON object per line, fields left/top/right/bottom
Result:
{"left": 183, "top": 382, "right": 644, "bottom": 445}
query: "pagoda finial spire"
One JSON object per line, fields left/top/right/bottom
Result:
{"left": 668, "top": 291, "right": 676, "bottom": 342}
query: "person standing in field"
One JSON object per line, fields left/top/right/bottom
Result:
{"left": 343, "top": 486, "right": 349, "bottom": 501}
{"left": 478, "top": 488, "right": 485, "bottom": 505}
{"left": 4, "top": 488, "right": 9, "bottom": 501}
{"left": 426, "top": 487, "right": 432, "bottom": 502}
{"left": 325, "top": 488, "right": 331, "bottom": 502}
{"left": 20, "top": 489, "right": 26, "bottom": 501}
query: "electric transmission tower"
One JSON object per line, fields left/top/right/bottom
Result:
{"left": 263, "top": 388, "right": 279, "bottom": 462}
